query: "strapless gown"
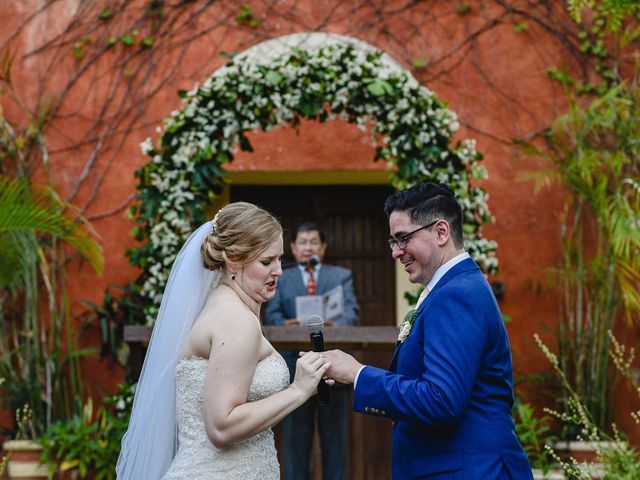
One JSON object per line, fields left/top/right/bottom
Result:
{"left": 161, "top": 353, "right": 290, "bottom": 479}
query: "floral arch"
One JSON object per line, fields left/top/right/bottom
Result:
{"left": 129, "top": 33, "right": 497, "bottom": 324}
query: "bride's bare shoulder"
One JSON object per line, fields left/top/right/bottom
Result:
{"left": 184, "top": 288, "right": 260, "bottom": 358}
{"left": 197, "top": 287, "right": 258, "bottom": 332}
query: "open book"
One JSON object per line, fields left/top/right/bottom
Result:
{"left": 295, "top": 285, "right": 344, "bottom": 322}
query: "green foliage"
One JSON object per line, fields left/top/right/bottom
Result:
{"left": 0, "top": 72, "right": 104, "bottom": 439}
{"left": 72, "top": 43, "right": 85, "bottom": 59}
{"left": 568, "top": 0, "right": 639, "bottom": 32}
{"left": 0, "top": 177, "right": 103, "bottom": 278}
{"left": 457, "top": 3, "right": 471, "bottom": 15}
{"left": 81, "top": 282, "right": 146, "bottom": 372}
{"left": 599, "top": 442, "right": 640, "bottom": 479}
{"left": 39, "top": 384, "right": 134, "bottom": 480}
{"left": 0, "top": 177, "right": 104, "bottom": 438}
{"left": 535, "top": 333, "right": 640, "bottom": 479}
{"left": 0, "top": 396, "right": 33, "bottom": 476}
{"left": 513, "top": 399, "right": 557, "bottom": 474}
{"left": 520, "top": 1, "right": 640, "bottom": 438}
{"left": 119, "top": 34, "right": 134, "bottom": 46}
{"left": 236, "top": 4, "right": 260, "bottom": 28}
{"left": 561, "top": 1, "right": 640, "bottom": 93}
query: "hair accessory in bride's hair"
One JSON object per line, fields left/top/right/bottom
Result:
{"left": 211, "top": 211, "right": 221, "bottom": 235}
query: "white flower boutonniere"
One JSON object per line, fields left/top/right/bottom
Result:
{"left": 398, "top": 309, "right": 418, "bottom": 343}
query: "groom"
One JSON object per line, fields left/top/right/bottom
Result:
{"left": 323, "top": 182, "right": 533, "bottom": 479}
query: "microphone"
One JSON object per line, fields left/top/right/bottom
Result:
{"left": 306, "top": 255, "right": 320, "bottom": 268}
{"left": 304, "top": 314, "right": 331, "bottom": 405}
{"left": 282, "top": 255, "right": 320, "bottom": 270}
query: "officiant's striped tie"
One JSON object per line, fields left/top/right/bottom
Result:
{"left": 306, "top": 266, "right": 317, "bottom": 295}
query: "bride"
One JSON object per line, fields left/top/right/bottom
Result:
{"left": 116, "top": 202, "right": 330, "bottom": 479}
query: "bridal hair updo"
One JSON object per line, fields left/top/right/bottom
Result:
{"left": 201, "top": 202, "right": 282, "bottom": 271}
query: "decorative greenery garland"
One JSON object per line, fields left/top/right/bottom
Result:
{"left": 128, "top": 41, "right": 497, "bottom": 324}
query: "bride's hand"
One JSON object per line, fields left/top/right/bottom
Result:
{"left": 291, "top": 352, "right": 331, "bottom": 399}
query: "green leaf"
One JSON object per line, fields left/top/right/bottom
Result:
{"left": 99, "top": 9, "right": 112, "bottom": 20}
{"left": 238, "top": 134, "right": 253, "bottom": 152}
{"left": 216, "top": 151, "right": 231, "bottom": 164}
{"left": 0, "top": 176, "right": 104, "bottom": 276}
{"left": 236, "top": 4, "right": 260, "bottom": 28}
{"left": 367, "top": 80, "right": 393, "bottom": 96}
{"left": 265, "top": 70, "right": 283, "bottom": 86}
{"left": 119, "top": 34, "right": 134, "bottom": 46}
{"left": 141, "top": 36, "right": 154, "bottom": 48}
{"left": 72, "top": 43, "right": 85, "bottom": 60}
{"left": 462, "top": 223, "right": 476, "bottom": 234}
{"left": 514, "top": 22, "right": 528, "bottom": 32}
{"left": 457, "top": 3, "right": 470, "bottom": 15}
{"left": 299, "top": 98, "right": 321, "bottom": 116}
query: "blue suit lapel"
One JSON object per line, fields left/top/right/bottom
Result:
{"left": 414, "top": 257, "right": 479, "bottom": 316}
{"left": 388, "top": 258, "right": 480, "bottom": 371}
{"left": 389, "top": 341, "right": 403, "bottom": 372}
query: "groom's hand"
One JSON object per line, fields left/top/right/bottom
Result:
{"left": 322, "top": 349, "right": 363, "bottom": 385}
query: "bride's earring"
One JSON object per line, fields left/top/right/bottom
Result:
{"left": 231, "top": 272, "right": 236, "bottom": 281}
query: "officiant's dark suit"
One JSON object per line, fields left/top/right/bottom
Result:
{"left": 265, "top": 222, "right": 359, "bottom": 480}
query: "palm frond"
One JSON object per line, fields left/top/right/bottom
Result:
{"left": 0, "top": 176, "right": 103, "bottom": 274}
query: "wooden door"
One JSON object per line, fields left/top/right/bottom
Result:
{"left": 231, "top": 184, "right": 395, "bottom": 479}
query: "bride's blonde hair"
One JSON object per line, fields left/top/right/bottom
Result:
{"left": 201, "top": 202, "right": 282, "bottom": 271}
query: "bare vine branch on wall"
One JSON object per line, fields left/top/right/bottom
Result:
{"left": 1, "top": 1, "right": 602, "bottom": 223}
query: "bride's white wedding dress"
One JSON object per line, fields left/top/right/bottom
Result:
{"left": 162, "top": 353, "right": 290, "bottom": 479}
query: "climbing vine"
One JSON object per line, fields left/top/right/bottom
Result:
{"left": 130, "top": 40, "right": 496, "bottom": 323}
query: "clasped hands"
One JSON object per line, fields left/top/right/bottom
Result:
{"left": 298, "top": 349, "right": 364, "bottom": 386}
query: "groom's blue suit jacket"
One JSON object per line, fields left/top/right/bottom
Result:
{"left": 355, "top": 258, "right": 533, "bottom": 479}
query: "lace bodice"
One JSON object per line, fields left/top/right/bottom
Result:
{"left": 161, "top": 353, "right": 290, "bottom": 479}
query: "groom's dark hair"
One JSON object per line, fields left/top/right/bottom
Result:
{"left": 384, "top": 182, "right": 464, "bottom": 248}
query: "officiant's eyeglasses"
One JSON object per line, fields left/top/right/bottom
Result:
{"left": 388, "top": 220, "right": 438, "bottom": 250}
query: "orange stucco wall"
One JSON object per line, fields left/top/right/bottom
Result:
{"left": 1, "top": 0, "right": 637, "bottom": 442}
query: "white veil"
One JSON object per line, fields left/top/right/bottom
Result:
{"left": 116, "top": 222, "right": 220, "bottom": 479}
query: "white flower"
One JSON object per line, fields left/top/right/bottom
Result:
{"left": 398, "top": 321, "right": 412, "bottom": 343}
{"left": 140, "top": 137, "right": 154, "bottom": 154}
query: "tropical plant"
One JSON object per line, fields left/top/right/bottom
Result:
{"left": 536, "top": 333, "right": 640, "bottom": 479}
{"left": 521, "top": 0, "right": 640, "bottom": 437}
{"left": 0, "top": 175, "right": 104, "bottom": 438}
{"left": 39, "top": 383, "right": 134, "bottom": 480}
{"left": 513, "top": 398, "right": 557, "bottom": 475}
{"left": 0, "top": 376, "right": 35, "bottom": 476}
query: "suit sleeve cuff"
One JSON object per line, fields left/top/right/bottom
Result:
{"left": 353, "top": 365, "right": 368, "bottom": 390}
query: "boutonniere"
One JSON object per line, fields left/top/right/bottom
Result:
{"left": 398, "top": 308, "right": 418, "bottom": 343}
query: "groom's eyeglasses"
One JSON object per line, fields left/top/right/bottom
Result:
{"left": 388, "top": 220, "right": 438, "bottom": 251}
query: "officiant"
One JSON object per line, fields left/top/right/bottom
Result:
{"left": 265, "top": 221, "right": 360, "bottom": 480}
